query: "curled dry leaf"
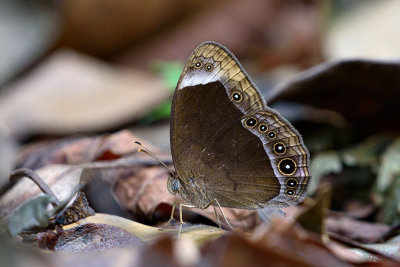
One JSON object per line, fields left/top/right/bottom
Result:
{"left": 295, "top": 183, "right": 331, "bottom": 236}
{"left": 268, "top": 60, "right": 400, "bottom": 136}
{"left": 0, "top": 164, "right": 81, "bottom": 219}
{"left": 63, "top": 213, "right": 226, "bottom": 246}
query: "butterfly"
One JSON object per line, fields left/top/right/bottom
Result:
{"left": 166, "top": 41, "right": 310, "bottom": 230}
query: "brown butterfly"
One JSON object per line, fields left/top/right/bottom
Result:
{"left": 166, "top": 42, "right": 310, "bottom": 230}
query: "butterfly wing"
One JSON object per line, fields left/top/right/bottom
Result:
{"left": 170, "top": 42, "right": 310, "bottom": 209}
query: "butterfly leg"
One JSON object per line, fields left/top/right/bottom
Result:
{"left": 203, "top": 199, "right": 233, "bottom": 230}
{"left": 160, "top": 200, "right": 179, "bottom": 230}
{"left": 161, "top": 201, "right": 196, "bottom": 237}
{"left": 213, "top": 198, "right": 233, "bottom": 230}
{"left": 177, "top": 203, "right": 196, "bottom": 237}
{"left": 213, "top": 206, "right": 221, "bottom": 228}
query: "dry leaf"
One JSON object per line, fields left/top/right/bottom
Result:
{"left": 120, "top": 0, "right": 322, "bottom": 70}
{"left": 15, "top": 130, "right": 164, "bottom": 170}
{"left": 268, "top": 60, "right": 400, "bottom": 136}
{"left": 0, "top": 50, "right": 170, "bottom": 137}
{"left": 0, "top": 164, "right": 81, "bottom": 218}
{"left": 57, "top": 0, "right": 211, "bottom": 57}
{"left": 326, "top": 213, "right": 390, "bottom": 244}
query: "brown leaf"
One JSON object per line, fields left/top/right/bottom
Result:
{"left": 37, "top": 225, "right": 65, "bottom": 250}
{"left": 64, "top": 213, "right": 226, "bottom": 245}
{"left": 55, "top": 192, "right": 95, "bottom": 225}
{"left": 296, "top": 183, "right": 332, "bottom": 235}
{"left": 268, "top": 60, "right": 400, "bottom": 136}
{"left": 0, "top": 51, "right": 170, "bottom": 137}
{"left": 53, "top": 223, "right": 145, "bottom": 252}
{"left": 326, "top": 213, "right": 390, "bottom": 244}
{"left": 57, "top": 0, "right": 211, "bottom": 57}
{"left": 120, "top": 0, "right": 322, "bottom": 70}
{"left": 0, "top": 164, "right": 81, "bottom": 219}
{"left": 202, "top": 218, "right": 351, "bottom": 267}
{"left": 15, "top": 130, "right": 162, "bottom": 170}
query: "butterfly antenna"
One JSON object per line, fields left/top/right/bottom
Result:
{"left": 134, "top": 141, "right": 175, "bottom": 177}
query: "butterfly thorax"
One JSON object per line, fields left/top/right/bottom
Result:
{"left": 167, "top": 175, "right": 212, "bottom": 209}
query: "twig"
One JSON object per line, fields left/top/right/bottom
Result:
{"left": 55, "top": 157, "right": 173, "bottom": 184}
{"left": 9, "top": 168, "right": 60, "bottom": 207}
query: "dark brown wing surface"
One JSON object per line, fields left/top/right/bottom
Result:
{"left": 170, "top": 42, "right": 310, "bottom": 209}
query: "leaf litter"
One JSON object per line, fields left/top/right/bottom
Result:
{"left": 2, "top": 3, "right": 400, "bottom": 264}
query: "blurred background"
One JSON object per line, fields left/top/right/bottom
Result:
{"left": 1, "top": 0, "right": 399, "bottom": 145}
{"left": 1, "top": 0, "right": 400, "bottom": 221}
{"left": 1, "top": 1, "right": 400, "bottom": 264}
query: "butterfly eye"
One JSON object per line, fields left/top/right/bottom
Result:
{"left": 273, "top": 142, "right": 286, "bottom": 154}
{"left": 172, "top": 179, "right": 180, "bottom": 192}
{"left": 194, "top": 61, "right": 202, "bottom": 69}
{"left": 167, "top": 177, "right": 181, "bottom": 194}
{"left": 205, "top": 63, "right": 213, "bottom": 71}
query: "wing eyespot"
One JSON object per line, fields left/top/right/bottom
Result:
{"left": 286, "top": 178, "right": 298, "bottom": 188}
{"left": 267, "top": 131, "right": 276, "bottom": 139}
{"left": 231, "top": 92, "right": 242, "bottom": 102}
{"left": 194, "top": 61, "right": 202, "bottom": 69}
{"left": 205, "top": 63, "right": 213, "bottom": 71}
{"left": 258, "top": 124, "right": 268, "bottom": 132}
{"left": 245, "top": 117, "right": 257, "bottom": 128}
{"left": 285, "top": 189, "right": 295, "bottom": 196}
{"left": 278, "top": 158, "right": 297, "bottom": 176}
{"left": 273, "top": 142, "right": 286, "bottom": 155}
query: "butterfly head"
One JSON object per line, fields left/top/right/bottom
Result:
{"left": 167, "top": 175, "right": 181, "bottom": 195}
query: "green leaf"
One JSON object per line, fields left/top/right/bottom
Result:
{"left": 375, "top": 138, "right": 400, "bottom": 194}
{"left": 139, "top": 100, "right": 172, "bottom": 124}
{"left": 309, "top": 152, "right": 342, "bottom": 195}
{"left": 380, "top": 173, "right": 400, "bottom": 225}
{"left": 3, "top": 195, "right": 53, "bottom": 235}
{"left": 139, "top": 61, "right": 183, "bottom": 124}
{"left": 342, "top": 135, "right": 394, "bottom": 168}
{"left": 151, "top": 61, "right": 183, "bottom": 91}
{"left": 369, "top": 138, "right": 400, "bottom": 224}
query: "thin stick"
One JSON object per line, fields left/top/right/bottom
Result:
{"left": 9, "top": 168, "right": 60, "bottom": 207}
